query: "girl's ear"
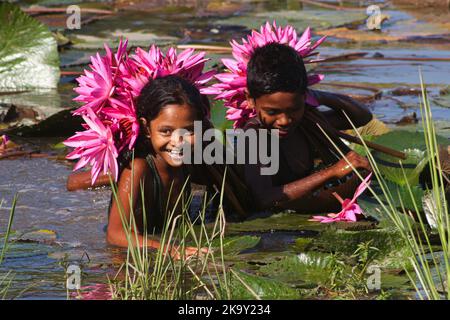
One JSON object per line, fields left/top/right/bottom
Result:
{"left": 140, "top": 117, "right": 151, "bottom": 138}
{"left": 245, "top": 89, "right": 255, "bottom": 109}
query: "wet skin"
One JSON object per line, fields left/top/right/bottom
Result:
{"left": 106, "top": 104, "right": 206, "bottom": 259}
{"left": 245, "top": 90, "right": 373, "bottom": 212}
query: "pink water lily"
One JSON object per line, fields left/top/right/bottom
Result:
{"left": 73, "top": 39, "right": 129, "bottom": 116}
{"left": 0, "top": 134, "right": 9, "bottom": 150}
{"left": 72, "top": 284, "right": 113, "bottom": 300}
{"left": 310, "top": 173, "right": 373, "bottom": 223}
{"left": 206, "top": 21, "right": 326, "bottom": 128}
{"left": 66, "top": 40, "right": 215, "bottom": 184}
{"left": 64, "top": 108, "right": 119, "bottom": 185}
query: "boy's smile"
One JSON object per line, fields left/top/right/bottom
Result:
{"left": 248, "top": 91, "right": 306, "bottom": 138}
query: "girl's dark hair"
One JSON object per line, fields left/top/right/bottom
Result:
{"left": 118, "top": 75, "right": 209, "bottom": 168}
{"left": 247, "top": 42, "right": 308, "bottom": 99}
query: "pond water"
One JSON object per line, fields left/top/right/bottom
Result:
{"left": 1, "top": 0, "right": 449, "bottom": 299}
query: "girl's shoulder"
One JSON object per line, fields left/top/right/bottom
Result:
{"left": 123, "top": 157, "right": 152, "bottom": 178}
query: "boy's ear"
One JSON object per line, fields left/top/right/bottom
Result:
{"left": 245, "top": 89, "right": 255, "bottom": 109}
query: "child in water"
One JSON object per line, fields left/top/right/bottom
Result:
{"left": 106, "top": 75, "right": 208, "bottom": 256}
{"left": 242, "top": 43, "right": 373, "bottom": 213}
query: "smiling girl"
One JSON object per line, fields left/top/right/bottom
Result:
{"left": 106, "top": 75, "right": 208, "bottom": 256}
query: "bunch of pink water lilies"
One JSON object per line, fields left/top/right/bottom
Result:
{"left": 63, "top": 40, "right": 215, "bottom": 184}
{"left": 208, "top": 22, "right": 326, "bottom": 128}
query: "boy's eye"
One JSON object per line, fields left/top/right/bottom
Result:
{"left": 265, "top": 110, "right": 278, "bottom": 116}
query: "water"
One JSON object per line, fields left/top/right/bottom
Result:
{"left": 1, "top": 0, "right": 450, "bottom": 299}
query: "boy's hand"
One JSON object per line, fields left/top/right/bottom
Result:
{"left": 331, "top": 151, "right": 371, "bottom": 179}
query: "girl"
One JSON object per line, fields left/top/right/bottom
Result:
{"left": 106, "top": 75, "right": 209, "bottom": 257}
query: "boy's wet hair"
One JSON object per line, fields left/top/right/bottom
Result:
{"left": 247, "top": 43, "right": 308, "bottom": 99}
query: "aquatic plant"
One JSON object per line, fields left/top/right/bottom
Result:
{"left": 0, "top": 195, "right": 17, "bottom": 299}
{"left": 321, "top": 71, "right": 450, "bottom": 299}
{"left": 103, "top": 162, "right": 257, "bottom": 300}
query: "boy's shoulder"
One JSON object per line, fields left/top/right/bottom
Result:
{"left": 242, "top": 117, "right": 263, "bottom": 131}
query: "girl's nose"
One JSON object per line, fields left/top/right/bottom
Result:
{"left": 170, "top": 129, "right": 187, "bottom": 147}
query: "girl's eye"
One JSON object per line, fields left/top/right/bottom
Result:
{"left": 266, "top": 110, "right": 277, "bottom": 116}
{"left": 160, "top": 129, "right": 172, "bottom": 136}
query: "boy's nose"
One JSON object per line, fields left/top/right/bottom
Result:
{"left": 277, "top": 114, "right": 292, "bottom": 127}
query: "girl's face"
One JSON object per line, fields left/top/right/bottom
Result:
{"left": 144, "top": 104, "right": 197, "bottom": 167}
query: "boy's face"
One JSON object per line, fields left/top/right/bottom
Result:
{"left": 248, "top": 91, "right": 305, "bottom": 138}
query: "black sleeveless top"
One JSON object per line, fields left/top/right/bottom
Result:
{"left": 107, "top": 154, "right": 191, "bottom": 234}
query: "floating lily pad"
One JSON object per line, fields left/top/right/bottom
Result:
{"left": 230, "top": 269, "right": 301, "bottom": 299}
{"left": 212, "top": 235, "right": 260, "bottom": 256}
{"left": 0, "top": 3, "right": 60, "bottom": 90}
{"left": 216, "top": 10, "right": 366, "bottom": 32}
{"left": 226, "top": 212, "right": 326, "bottom": 234}
{"left": 259, "top": 253, "right": 332, "bottom": 287}
{"left": 14, "top": 229, "right": 57, "bottom": 244}
{"left": 313, "top": 228, "right": 405, "bottom": 257}
{"left": 72, "top": 31, "right": 178, "bottom": 50}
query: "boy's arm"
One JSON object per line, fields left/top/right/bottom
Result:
{"left": 245, "top": 151, "right": 371, "bottom": 211}
{"left": 310, "top": 89, "right": 373, "bottom": 130}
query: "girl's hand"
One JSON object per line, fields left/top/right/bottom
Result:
{"left": 330, "top": 151, "right": 371, "bottom": 179}
{"left": 168, "top": 246, "right": 209, "bottom": 261}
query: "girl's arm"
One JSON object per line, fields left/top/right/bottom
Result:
{"left": 66, "top": 171, "right": 111, "bottom": 191}
{"left": 310, "top": 89, "right": 373, "bottom": 130}
{"left": 106, "top": 158, "right": 160, "bottom": 248}
{"left": 106, "top": 159, "right": 205, "bottom": 259}
{"left": 245, "top": 151, "right": 371, "bottom": 211}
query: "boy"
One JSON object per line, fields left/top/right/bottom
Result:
{"left": 243, "top": 42, "right": 372, "bottom": 213}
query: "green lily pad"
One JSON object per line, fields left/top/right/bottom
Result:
{"left": 372, "top": 131, "right": 447, "bottom": 186}
{"left": 372, "top": 130, "right": 447, "bottom": 154}
{"left": 313, "top": 228, "right": 406, "bottom": 257}
{"left": 212, "top": 235, "right": 260, "bottom": 256}
{"left": 259, "top": 253, "right": 332, "bottom": 287}
{"left": 373, "top": 149, "right": 428, "bottom": 186}
{"left": 226, "top": 212, "right": 325, "bottom": 234}
{"left": 216, "top": 10, "right": 366, "bottom": 32}
{"left": 230, "top": 269, "right": 301, "bottom": 299}
{"left": 433, "top": 92, "right": 450, "bottom": 109}
{"left": 0, "top": 3, "right": 60, "bottom": 90}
